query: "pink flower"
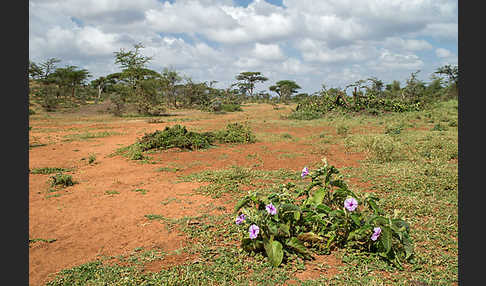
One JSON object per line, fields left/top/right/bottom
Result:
{"left": 265, "top": 203, "right": 277, "bottom": 215}
{"left": 371, "top": 227, "right": 382, "bottom": 241}
{"left": 344, "top": 197, "right": 358, "bottom": 212}
{"left": 249, "top": 224, "right": 260, "bottom": 239}
{"left": 301, "top": 167, "right": 309, "bottom": 178}
{"left": 235, "top": 214, "right": 246, "bottom": 225}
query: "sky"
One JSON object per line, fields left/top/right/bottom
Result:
{"left": 29, "top": 0, "right": 458, "bottom": 94}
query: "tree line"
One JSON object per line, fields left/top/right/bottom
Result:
{"left": 29, "top": 42, "right": 458, "bottom": 115}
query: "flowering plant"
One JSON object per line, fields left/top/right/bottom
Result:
{"left": 234, "top": 160, "right": 414, "bottom": 268}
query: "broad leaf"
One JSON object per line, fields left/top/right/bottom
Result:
{"left": 264, "top": 239, "right": 284, "bottom": 267}
{"left": 267, "top": 221, "right": 279, "bottom": 236}
{"left": 402, "top": 236, "right": 414, "bottom": 260}
{"left": 311, "top": 188, "right": 326, "bottom": 205}
{"left": 379, "top": 226, "right": 393, "bottom": 254}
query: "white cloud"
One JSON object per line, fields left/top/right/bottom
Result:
{"left": 382, "top": 37, "right": 433, "bottom": 51}
{"left": 252, "top": 43, "right": 284, "bottom": 61}
{"left": 372, "top": 50, "right": 424, "bottom": 71}
{"left": 29, "top": 0, "right": 458, "bottom": 93}
{"left": 297, "top": 38, "right": 377, "bottom": 64}
{"left": 435, "top": 48, "right": 453, "bottom": 58}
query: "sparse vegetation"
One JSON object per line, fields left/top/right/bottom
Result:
{"left": 30, "top": 167, "right": 72, "bottom": 174}
{"left": 50, "top": 173, "right": 75, "bottom": 187}
{"left": 30, "top": 58, "right": 457, "bottom": 285}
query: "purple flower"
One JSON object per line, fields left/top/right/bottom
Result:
{"left": 371, "top": 227, "right": 382, "bottom": 241}
{"left": 344, "top": 197, "right": 358, "bottom": 212}
{"left": 249, "top": 224, "right": 260, "bottom": 239}
{"left": 235, "top": 214, "right": 246, "bottom": 225}
{"left": 301, "top": 167, "right": 309, "bottom": 178}
{"left": 265, "top": 203, "right": 277, "bottom": 215}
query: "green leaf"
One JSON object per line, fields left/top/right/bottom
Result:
{"left": 241, "top": 238, "right": 263, "bottom": 252}
{"left": 350, "top": 213, "right": 362, "bottom": 226}
{"left": 316, "top": 204, "right": 332, "bottom": 214}
{"left": 403, "top": 236, "right": 414, "bottom": 260}
{"left": 368, "top": 215, "right": 388, "bottom": 226}
{"left": 286, "top": 237, "right": 311, "bottom": 259}
{"left": 379, "top": 226, "right": 393, "bottom": 254}
{"left": 293, "top": 211, "right": 301, "bottom": 221}
{"left": 234, "top": 197, "right": 250, "bottom": 213}
{"left": 267, "top": 221, "right": 279, "bottom": 236}
{"left": 311, "top": 188, "right": 326, "bottom": 205}
{"left": 329, "top": 179, "right": 346, "bottom": 188}
{"left": 366, "top": 198, "right": 384, "bottom": 215}
{"left": 391, "top": 219, "right": 410, "bottom": 233}
{"left": 264, "top": 239, "right": 284, "bottom": 267}
{"left": 297, "top": 232, "right": 324, "bottom": 243}
{"left": 278, "top": 223, "right": 291, "bottom": 237}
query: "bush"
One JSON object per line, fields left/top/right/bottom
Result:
{"left": 138, "top": 125, "right": 215, "bottom": 151}
{"left": 50, "top": 173, "right": 75, "bottom": 187}
{"left": 221, "top": 103, "right": 242, "bottom": 112}
{"left": 234, "top": 161, "right": 414, "bottom": 268}
{"left": 214, "top": 122, "right": 256, "bottom": 144}
{"left": 128, "top": 122, "right": 256, "bottom": 159}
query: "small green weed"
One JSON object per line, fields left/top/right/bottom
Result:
{"left": 63, "top": 131, "right": 122, "bottom": 142}
{"left": 31, "top": 167, "right": 72, "bottom": 174}
{"left": 105, "top": 190, "right": 120, "bottom": 195}
{"left": 88, "top": 153, "right": 96, "bottom": 164}
{"left": 155, "top": 167, "right": 180, "bottom": 173}
{"left": 50, "top": 173, "right": 75, "bottom": 187}
{"left": 133, "top": 188, "right": 148, "bottom": 195}
{"left": 144, "top": 214, "right": 165, "bottom": 220}
{"left": 29, "top": 238, "right": 56, "bottom": 244}
{"left": 431, "top": 123, "right": 448, "bottom": 131}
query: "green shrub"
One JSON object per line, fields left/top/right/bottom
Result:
{"left": 50, "top": 173, "right": 75, "bottom": 187}
{"left": 221, "top": 103, "right": 242, "bottom": 112}
{"left": 138, "top": 125, "right": 214, "bottom": 151}
{"left": 122, "top": 123, "right": 256, "bottom": 160}
{"left": 363, "top": 136, "right": 403, "bottom": 163}
{"left": 234, "top": 161, "right": 414, "bottom": 269}
{"left": 214, "top": 122, "right": 256, "bottom": 144}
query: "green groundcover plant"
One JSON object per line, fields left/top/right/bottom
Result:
{"left": 234, "top": 159, "right": 414, "bottom": 269}
{"left": 118, "top": 122, "right": 256, "bottom": 160}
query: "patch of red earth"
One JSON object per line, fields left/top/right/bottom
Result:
{"left": 29, "top": 104, "right": 369, "bottom": 286}
{"left": 285, "top": 253, "right": 344, "bottom": 285}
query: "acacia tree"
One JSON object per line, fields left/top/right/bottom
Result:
{"left": 269, "top": 80, "right": 301, "bottom": 103}
{"left": 90, "top": 76, "right": 108, "bottom": 102}
{"left": 40, "top": 58, "right": 62, "bottom": 82}
{"left": 49, "top": 65, "right": 91, "bottom": 99}
{"left": 29, "top": 60, "right": 43, "bottom": 80}
{"left": 435, "top": 64, "right": 458, "bottom": 95}
{"left": 161, "top": 67, "right": 182, "bottom": 108}
{"left": 235, "top": 71, "right": 268, "bottom": 99}
{"left": 113, "top": 43, "right": 165, "bottom": 114}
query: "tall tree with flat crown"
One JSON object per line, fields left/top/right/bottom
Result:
{"left": 235, "top": 71, "right": 268, "bottom": 98}
{"left": 269, "top": 80, "right": 301, "bottom": 103}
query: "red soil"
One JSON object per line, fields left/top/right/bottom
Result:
{"left": 29, "top": 104, "right": 367, "bottom": 285}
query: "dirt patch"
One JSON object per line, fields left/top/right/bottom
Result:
{"left": 29, "top": 104, "right": 367, "bottom": 286}
{"left": 294, "top": 253, "right": 344, "bottom": 280}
